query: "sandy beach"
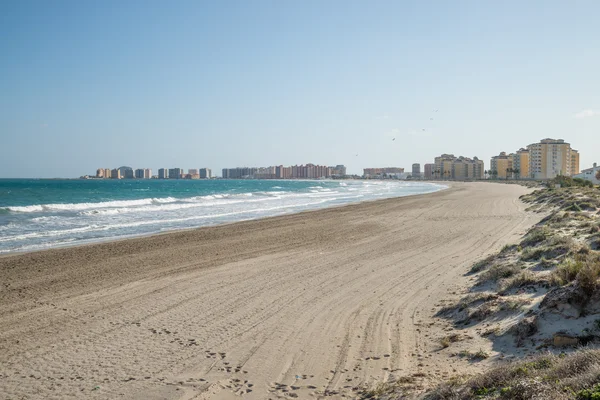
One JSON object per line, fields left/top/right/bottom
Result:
{"left": 0, "top": 182, "right": 543, "bottom": 399}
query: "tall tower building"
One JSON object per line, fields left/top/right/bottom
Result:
{"left": 527, "top": 138, "right": 579, "bottom": 179}
{"left": 412, "top": 163, "right": 421, "bottom": 178}
{"left": 199, "top": 168, "right": 212, "bottom": 179}
{"left": 512, "top": 149, "right": 530, "bottom": 179}
{"left": 490, "top": 152, "right": 514, "bottom": 179}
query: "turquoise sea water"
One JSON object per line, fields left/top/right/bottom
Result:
{"left": 0, "top": 179, "right": 446, "bottom": 253}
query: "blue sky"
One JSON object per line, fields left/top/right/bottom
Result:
{"left": 1, "top": 0, "right": 599, "bottom": 177}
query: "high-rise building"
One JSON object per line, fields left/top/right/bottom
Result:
{"left": 433, "top": 155, "right": 484, "bottom": 180}
{"left": 144, "top": 168, "right": 152, "bottom": 179}
{"left": 434, "top": 154, "right": 455, "bottom": 179}
{"left": 490, "top": 152, "right": 514, "bottom": 179}
{"left": 424, "top": 163, "right": 434, "bottom": 179}
{"left": 363, "top": 167, "right": 404, "bottom": 177}
{"left": 96, "top": 168, "right": 105, "bottom": 178}
{"left": 330, "top": 165, "right": 346, "bottom": 177}
{"left": 104, "top": 168, "right": 111, "bottom": 179}
{"left": 571, "top": 150, "right": 580, "bottom": 175}
{"left": 512, "top": 148, "right": 530, "bottom": 179}
{"left": 199, "top": 168, "right": 211, "bottom": 179}
{"left": 158, "top": 168, "right": 168, "bottom": 179}
{"left": 222, "top": 164, "right": 332, "bottom": 179}
{"left": 118, "top": 166, "right": 134, "bottom": 179}
{"left": 111, "top": 168, "right": 121, "bottom": 179}
{"left": 527, "top": 138, "right": 579, "bottom": 179}
{"left": 412, "top": 163, "right": 421, "bottom": 178}
{"left": 169, "top": 168, "right": 183, "bottom": 179}
{"left": 135, "top": 169, "right": 145, "bottom": 179}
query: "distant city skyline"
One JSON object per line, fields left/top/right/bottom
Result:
{"left": 2, "top": 1, "right": 599, "bottom": 178}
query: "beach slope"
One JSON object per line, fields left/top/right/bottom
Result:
{"left": 0, "top": 182, "right": 541, "bottom": 399}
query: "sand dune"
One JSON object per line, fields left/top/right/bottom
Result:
{"left": 0, "top": 183, "right": 542, "bottom": 399}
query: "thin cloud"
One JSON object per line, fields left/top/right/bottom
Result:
{"left": 574, "top": 109, "right": 600, "bottom": 119}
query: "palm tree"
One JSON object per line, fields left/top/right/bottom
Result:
{"left": 596, "top": 169, "right": 600, "bottom": 181}
{"left": 506, "top": 168, "right": 513, "bottom": 180}
{"left": 513, "top": 168, "right": 520, "bottom": 180}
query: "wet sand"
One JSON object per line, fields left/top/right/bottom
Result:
{"left": 0, "top": 182, "right": 542, "bottom": 399}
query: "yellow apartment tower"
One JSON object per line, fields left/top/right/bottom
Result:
{"left": 490, "top": 152, "right": 513, "bottom": 179}
{"left": 512, "top": 148, "right": 530, "bottom": 179}
{"left": 527, "top": 138, "right": 579, "bottom": 179}
{"left": 433, "top": 154, "right": 484, "bottom": 180}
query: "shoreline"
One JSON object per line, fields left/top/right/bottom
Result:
{"left": 0, "top": 182, "right": 542, "bottom": 400}
{"left": 0, "top": 181, "right": 449, "bottom": 257}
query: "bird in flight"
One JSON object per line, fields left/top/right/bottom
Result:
{"left": 392, "top": 138, "right": 396, "bottom": 141}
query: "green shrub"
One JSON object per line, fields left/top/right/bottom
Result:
{"left": 576, "top": 384, "right": 600, "bottom": 399}
{"left": 552, "top": 258, "right": 584, "bottom": 285}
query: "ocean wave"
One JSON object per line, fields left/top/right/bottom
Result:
{"left": 0, "top": 225, "right": 102, "bottom": 243}
{"left": 79, "top": 193, "right": 294, "bottom": 215}
{"left": 4, "top": 194, "right": 263, "bottom": 213}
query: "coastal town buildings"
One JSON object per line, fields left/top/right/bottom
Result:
{"left": 527, "top": 138, "right": 579, "bottom": 179}
{"left": 95, "top": 167, "right": 208, "bottom": 179}
{"left": 222, "top": 164, "right": 337, "bottom": 179}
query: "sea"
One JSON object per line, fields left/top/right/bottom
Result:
{"left": 0, "top": 179, "right": 446, "bottom": 254}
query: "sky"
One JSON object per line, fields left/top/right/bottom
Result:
{"left": 1, "top": 0, "right": 599, "bottom": 178}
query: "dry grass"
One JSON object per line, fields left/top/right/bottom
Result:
{"left": 478, "top": 263, "right": 521, "bottom": 283}
{"left": 521, "top": 227, "right": 551, "bottom": 247}
{"left": 457, "top": 349, "right": 490, "bottom": 361}
{"left": 469, "top": 254, "right": 497, "bottom": 274}
{"left": 425, "top": 350, "right": 600, "bottom": 400}
{"left": 440, "top": 333, "right": 463, "bottom": 349}
{"left": 500, "top": 271, "right": 540, "bottom": 293}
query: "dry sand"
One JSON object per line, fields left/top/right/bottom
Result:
{"left": 0, "top": 182, "right": 543, "bottom": 399}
